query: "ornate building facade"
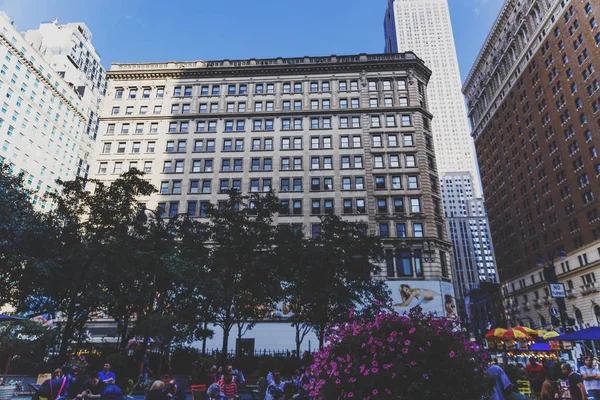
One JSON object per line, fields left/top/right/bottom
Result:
{"left": 464, "top": 0, "right": 600, "bottom": 328}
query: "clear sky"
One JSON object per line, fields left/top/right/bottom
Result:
{"left": 0, "top": 0, "right": 503, "bottom": 83}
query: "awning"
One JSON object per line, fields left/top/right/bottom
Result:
{"left": 554, "top": 327, "right": 600, "bottom": 341}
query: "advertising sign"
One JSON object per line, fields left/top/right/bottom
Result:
{"left": 386, "top": 280, "right": 457, "bottom": 318}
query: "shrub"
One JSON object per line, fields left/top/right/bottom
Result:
{"left": 306, "top": 308, "right": 491, "bottom": 400}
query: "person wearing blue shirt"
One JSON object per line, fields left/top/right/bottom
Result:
{"left": 98, "top": 363, "right": 116, "bottom": 385}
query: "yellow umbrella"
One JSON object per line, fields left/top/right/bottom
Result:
{"left": 542, "top": 331, "right": 560, "bottom": 340}
{"left": 537, "top": 330, "right": 548, "bottom": 336}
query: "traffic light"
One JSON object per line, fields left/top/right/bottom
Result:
{"left": 543, "top": 265, "right": 558, "bottom": 282}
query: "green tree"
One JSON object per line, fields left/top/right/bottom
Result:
{"left": 0, "top": 164, "right": 46, "bottom": 306}
{"left": 204, "top": 190, "right": 281, "bottom": 355}
{"left": 284, "top": 215, "right": 388, "bottom": 349}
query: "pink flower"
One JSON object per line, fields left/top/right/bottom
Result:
{"left": 402, "top": 348, "right": 409, "bottom": 354}
{"left": 409, "top": 327, "right": 416, "bottom": 334}
{"left": 385, "top": 388, "right": 392, "bottom": 395}
{"left": 348, "top": 393, "right": 354, "bottom": 398}
{"left": 372, "top": 390, "right": 379, "bottom": 395}
{"left": 449, "top": 351, "right": 456, "bottom": 358}
{"left": 404, "top": 340, "right": 411, "bottom": 345}
{"left": 335, "top": 379, "right": 341, "bottom": 385}
{"left": 372, "top": 368, "right": 379, "bottom": 373}
{"left": 349, "top": 378, "right": 357, "bottom": 383}
{"left": 423, "top": 374, "right": 429, "bottom": 380}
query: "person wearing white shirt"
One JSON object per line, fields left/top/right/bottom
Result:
{"left": 580, "top": 356, "right": 600, "bottom": 400}
{"left": 265, "top": 372, "right": 285, "bottom": 400}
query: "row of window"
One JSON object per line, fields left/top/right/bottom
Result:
{"left": 109, "top": 95, "right": 413, "bottom": 118}
{"left": 107, "top": 115, "right": 414, "bottom": 134}
{"left": 101, "top": 133, "right": 418, "bottom": 154}
{"left": 152, "top": 193, "right": 422, "bottom": 219}
{"left": 156, "top": 172, "right": 422, "bottom": 195}
{"left": 114, "top": 78, "right": 410, "bottom": 100}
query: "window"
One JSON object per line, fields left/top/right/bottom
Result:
{"left": 389, "top": 154, "right": 400, "bottom": 168}
{"left": 377, "top": 198, "right": 387, "bottom": 214}
{"left": 379, "top": 223, "right": 389, "bottom": 238}
{"left": 156, "top": 87, "right": 164, "bottom": 98}
{"left": 147, "top": 142, "right": 155, "bottom": 152}
{"left": 369, "top": 98, "right": 378, "bottom": 108}
{"left": 386, "top": 116, "right": 396, "bottom": 127}
{"left": 371, "top": 116, "right": 381, "bottom": 127}
{"left": 144, "top": 161, "right": 152, "bottom": 173}
{"left": 401, "top": 115, "right": 412, "bottom": 126}
{"left": 396, "top": 223, "right": 406, "bottom": 238}
{"left": 391, "top": 176, "right": 401, "bottom": 189}
{"left": 294, "top": 83, "right": 302, "bottom": 93}
{"left": 407, "top": 176, "right": 419, "bottom": 189}
{"left": 399, "top": 97, "right": 408, "bottom": 106}
{"left": 368, "top": 81, "right": 377, "bottom": 91}
{"left": 373, "top": 155, "right": 384, "bottom": 168}
{"left": 403, "top": 134, "right": 414, "bottom": 146}
{"left": 129, "top": 88, "right": 137, "bottom": 99}
{"left": 115, "top": 89, "right": 124, "bottom": 99}
{"left": 202, "top": 180, "right": 211, "bottom": 193}
{"left": 102, "top": 143, "right": 111, "bottom": 154}
{"left": 410, "top": 198, "right": 421, "bottom": 213}
{"left": 117, "top": 142, "right": 126, "bottom": 153}
{"left": 98, "top": 162, "right": 108, "bottom": 174}
{"left": 413, "top": 223, "right": 423, "bottom": 238}
{"left": 153, "top": 105, "right": 162, "bottom": 114}
{"left": 351, "top": 99, "right": 359, "bottom": 108}
{"left": 173, "top": 87, "right": 182, "bottom": 96}
{"left": 393, "top": 198, "right": 404, "bottom": 213}
{"left": 111, "top": 106, "right": 120, "bottom": 115}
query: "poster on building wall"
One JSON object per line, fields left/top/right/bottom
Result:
{"left": 386, "top": 280, "right": 455, "bottom": 317}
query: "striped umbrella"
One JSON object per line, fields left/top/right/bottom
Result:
{"left": 485, "top": 328, "right": 507, "bottom": 338}
{"left": 514, "top": 326, "right": 538, "bottom": 337}
{"left": 502, "top": 328, "right": 530, "bottom": 340}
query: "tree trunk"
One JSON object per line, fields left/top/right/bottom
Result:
{"left": 295, "top": 325, "right": 301, "bottom": 357}
{"left": 58, "top": 311, "right": 75, "bottom": 360}
{"left": 221, "top": 322, "right": 232, "bottom": 361}
{"left": 202, "top": 322, "right": 208, "bottom": 355}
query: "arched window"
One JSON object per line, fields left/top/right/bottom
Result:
{"left": 539, "top": 314, "right": 547, "bottom": 328}
{"left": 594, "top": 305, "right": 600, "bottom": 325}
{"left": 574, "top": 308, "right": 583, "bottom": 324}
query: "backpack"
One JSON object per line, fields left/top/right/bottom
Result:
{"left": 102, "top": 384, "right": 124, "bottom": 400}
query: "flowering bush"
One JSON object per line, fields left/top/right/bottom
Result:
{"left": 63, "top": 354, "right": 89, "bottom": 372}
{"left": 306, "top": 308, "right": 491, "bottom": 400}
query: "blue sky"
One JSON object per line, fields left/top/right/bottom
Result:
{"left": 0, "top": 0, "right": 503, "bottom": 82}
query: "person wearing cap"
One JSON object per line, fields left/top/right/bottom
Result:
{"left": 580, "top": 356, "right": 600, "bottom": 400}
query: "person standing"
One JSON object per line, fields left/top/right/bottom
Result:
{"left": 526, "top": 357, "right": 546, "bottom": 395}
{"left": 265, "top": 372, "right": 286, "bottom": 400}
{"left": 487, "top": 365, "right": 512, "bottom": 400}
{"left": 580, "top": 356, "right": 600, "bottom": 400}
{"left": 98, "top": 363, "right": 116, "bottom": 385}
{"left": 562, "top": 363, "right": 588, "bottom": 400}
{"left": 127, "top": 348, "right": 153, "bottom": 398}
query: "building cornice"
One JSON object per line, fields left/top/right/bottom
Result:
{"left": 0, "top": 34, "right": 87, "bottom": 122}
{"left": 100, "top": 106, "right": 435, "bottom": 123}
{"left": 107, "top": 53, "right": 432, "bottom": 83}
{"left": 463, "top": 0, "right": 517, "bottom": 93}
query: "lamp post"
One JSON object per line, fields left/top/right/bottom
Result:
{"left": 536, "top": 248, "right": 568, "bottom": 333}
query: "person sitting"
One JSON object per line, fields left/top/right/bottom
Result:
{"left": 77, "top": 371, "right": 105, "bottom": 399}
{"left": 37, "top": 368, "right": 69, "bottom": 400}
{"left": 218, "top": 371, "right": 238, "bottom": 399}
{"left": 98, "top": 363, "right": 116, "bottom": 385}
{"left": 265, "top": 372, "right": 286, "bottom": 400}
{"left": 163, "top": 379, "right": 185, "bottom": 400}
{"left": 145, "top": 381, "right": 167, "bottom": 400}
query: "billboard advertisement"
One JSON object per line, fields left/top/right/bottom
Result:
{"left": 386, "top": 280, "right": 457, "bottom": 318}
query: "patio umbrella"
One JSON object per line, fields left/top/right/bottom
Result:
{"left": 542, "top": 331, "right": 561, "bottom": 340}
{"left": 537, "top": 330, "right": 548, "bottom": 336}
{"left": 514, "top": 326, "right": 538, "bottom": 337}
{"left": 0, "top": 314, "right": 27, "bottom": 322}
{"left": 485, "top": 328, "right": 507, "bottom": 338}
{"left": 502, "top": 328, "right": 530, "bottom": 340}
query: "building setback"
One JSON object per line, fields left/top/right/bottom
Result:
{"left": 464, "top": 0, "right": 600, "bottom": 328}
{"left": 0, "top": 12, "right": 90, "bottom": 210}
{"left": 91, "top": 53, "right": 453, "bottom": 284}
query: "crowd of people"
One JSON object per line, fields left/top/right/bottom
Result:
{"left": 487, "top": 356, "right": 600, "bottom": 400}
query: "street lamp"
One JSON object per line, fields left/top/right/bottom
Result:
{"left": 536, "top": 248, "right": 568, "bottom": 333}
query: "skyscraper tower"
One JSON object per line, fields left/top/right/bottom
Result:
{"left": 384, "top": 0, "right": 480, "bottom": 194}
{"left": 384, "top": 0, "right": 500, "bottom": 323}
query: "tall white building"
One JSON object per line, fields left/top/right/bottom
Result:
{"left": 25, "top": 19, "right": 106, "bottom": 179}
{"left": 383, "top": 0, "right": 480, "bottom": 195}
{"left": 0, "top": 12, "right": 90, "bottom": 209}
